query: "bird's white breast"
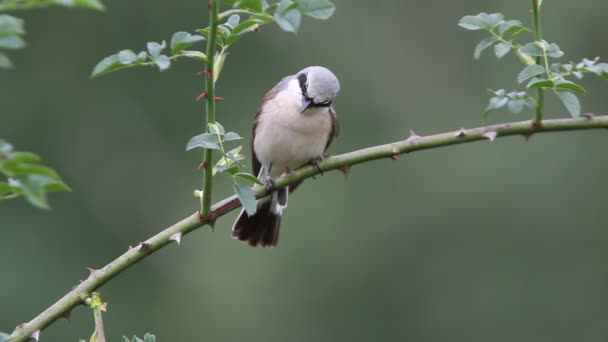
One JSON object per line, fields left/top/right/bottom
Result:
{"left": 254, "top": 78, "right": 333, "bottom": 178}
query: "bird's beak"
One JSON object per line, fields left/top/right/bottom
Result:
{"left": 301, "top": 98, "right": 312, "bottom": 113}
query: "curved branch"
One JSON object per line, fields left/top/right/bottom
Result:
{"left": 8, "top": 115, "right": 608, "bottom": 341}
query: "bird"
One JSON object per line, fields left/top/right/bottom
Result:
{"left": 231, "top": 66, "right": 340, "bottom": 247}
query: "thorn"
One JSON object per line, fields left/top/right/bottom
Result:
{"left": 31, "top": 329, "right": 40, "bottom": 341}
{"left": 214, "top": 96, "right": 224, "bottom": 101}
{"left": 196, "top": 91, "right": 208, "bottom": 101}
{"left": 252, "top": 25, "right": 260, "bottom": 32}
{"left": 86, "top": 267, "right": 99, "bottom": 278}
{"left": 60, "top": 309, "right": 72, "bottom": 321}
{"left": 405, "top": 129, "right": 420, "bottom": 144}
{"left": 523, "top": 133, "right": 533, "bottom": 141}
{"left": 197, "top": 70, "right": 212, "bottom": 78}
{"left": 454, "top": 128, "right": 467, "bottom": 137}
{"left": 583, "top": 113, "right": 594, "bottom": 119}
{"left": 198, "top": 161, "right": 207, "bottom": 169}
{"left": 390, "top": 146, "right": 400, "bottom": 160}
{"left": 483, "top": 131, "right": 497, "bottom": 142}
{"left": 198, "top": 211, "right": 217, "bottom": 227}
{"left": 170, "top": 232, "right": 183, "bottom": 245}
{"left": 208, "top": 2, "right": 212, "bottom": 9}
{"left": 338, "top": 165, "right": 351, "bottom": 179}
{"left": 138, "top": 241, "right": 152, "bottom": 251}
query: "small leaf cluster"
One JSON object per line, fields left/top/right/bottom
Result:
{"left": 91, "top": 32, "right": 206, "bottom": 78}
{"left": 460, "top": 12, "right": 608, "bottom": 118}
{"left": 0, "top": 0, "right": 104, "bottom": 69}
{"left": 187, "top": 122, "right": 262, "bottom": 215}
{"left": 122, "top": 334, "right": 156, "bottom": 342}
{"left": 0, "top": 139, "right": 70, "bottom": 209}
{"left": 92, "top": 0, "right": 335, "bottom": 78}
{"left": 0, "top": 14, "right": 25, "bottom": 69}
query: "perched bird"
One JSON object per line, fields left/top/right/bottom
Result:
{"left": 232, "top": 66, "right": 340, "bottom": 247}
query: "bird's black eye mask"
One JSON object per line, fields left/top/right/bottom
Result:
{"left": 297, "top": 73, "right": 332, "bottom": 107}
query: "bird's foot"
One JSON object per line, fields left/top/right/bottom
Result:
{"left": 263, "top": 175, "right": 276, "bottom": 192}
{"left": 310, "top": 156, "right": 324, "bottom": 177}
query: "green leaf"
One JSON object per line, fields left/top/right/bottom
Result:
{"left": 223, "top": 132, "right": 242, "bottom": 141}
{"left": 43, "top": 180, "right": 71, "bottom": 192}
{"left": 297, "top": 0, "right": 336, "bottom": 19}
{"left": 545, "top": 42, "right": 563, "bottom": 58}
{"left": 234, "top": 183, "right": 257, "bottom": 216}
{"left": 234, "top": 172, "right": 264, "bottom": 185}
{"left": 208, "top": 122, "right": 225, "bottom": 135}
{"left": 498, "top": 20, "right": 522, "bottom": 36}
{"left": 517, "top": 64, "right": 545, "bottom": 83}
{"left": 527, "top": 77, "right": 553, "bottom": 89}
{"left": 508, "top": 27, "right": 529, "bottom": 41}
{"left": 230, "top": 19, "right": 263, "bottom": 35}
{"left": 3, "top": 162, "right": 61, "bottom": 179}
{"left": 0, "top": 35, "right": 26, "bottom": 49}
{"left": 8, "top": 152, "right": 41, "bottom": 163}
{"left": 91, "top": 53, "right": 126, "bottom": 78}
{"left": 520, "top": 42, "right": 543, "bottom": 56}
{"left": 235, "top": 0, "right": 264, "bottom": 11}
{"left": 153, "top": 54, "right": 170, "bottom": 71}
{"left": 554, "top": 79, "right": 586, "bottom": 94}
{"left": 557, "top": 91, "right": 581, "bottom": 117}
{"left": 15, "top": 175, "right": 49, "bottom": 209}
{"left": 214, "top": 146, "right": 245, "bottom": 175}
{"left": 494, "top": 42, "right": 511, "bottom": 58}
{"left": 251, "top": 12, "right": 275, "bottom": 23}
{"left": 0, "top": 14, "right": 25, "bottom": 35}
{"left": 180, "top": 50, "right": 207, "bottom": 61}
{"left": 227, "top": 14, "right": 241, "bottom": 28}
{"left": 226, "top": 19, "right": 263, "bottom": 44}
{"left": 458, "top": 12, "right": 504, "bottom": 30}
{"left": 147, "top": 41, "right": 166, "bottom": 59}
{"left": 0, "top": 139, "right": 13, "bottom": 153}
{"left": 0, "top": 181, "right": 16, "bottom": 196}
{"left": 186, "top": 133, "right": 220, "bottom": 150}
{"left": 275, "top": 0, "right": 301, "bottom": 33}
{"left": 213, "top": 52, "right": 226, "bottom": 83}
{"left": 0, "top": 52, "right": 13, "bottom": 69}
{"left": 488, "top": 96, "right": 509, "bottom": 110}
{"left": 74, "top": 0, "right": 105, "bottom": 10}
{"left": 170, "top": 31, "right": 205, "bottom": 55}
{"left": 507, "top": 99, "right": 525, "bottom": 113}
{"left": 117, "top": 49, "right": 139, "bottom": 64}
{"left": 473, "top": 37, "right": 494, "bottom": 60}
{"left": 143, "top": 333, "right": 156, "bottom": 342}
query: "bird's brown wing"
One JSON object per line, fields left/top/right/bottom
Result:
{"left": 324, "top": 106, "right": 339, "bottom": 152}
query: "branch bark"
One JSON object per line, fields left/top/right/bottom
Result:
{"left": 8, "top": 115, "right": 608, "bottom": 341}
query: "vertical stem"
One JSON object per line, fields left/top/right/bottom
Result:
{"left": 532, "top": 0, "right": 544, "bottom": 124}
{"left": 201, "top": 0, "right": 219, "bottom": 216}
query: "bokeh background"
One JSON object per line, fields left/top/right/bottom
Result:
{"left": 2, "top": 0, "right": 608, "bottom": 341}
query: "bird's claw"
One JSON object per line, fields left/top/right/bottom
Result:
{"left": 263, "top": 176, "right": 276, "bottom": 191}
{"left": 310, "top": 156, "right": 324, "bottom": 177}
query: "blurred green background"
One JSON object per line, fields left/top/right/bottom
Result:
{"left": 2, "top": 0, "right": 608, "bottom": 341}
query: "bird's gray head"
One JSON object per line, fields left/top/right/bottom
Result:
{"left": 296, "top": 66, "right": 340, "bottom": 112}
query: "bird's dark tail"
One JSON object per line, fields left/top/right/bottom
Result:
{"left": 231, "top": 188, "right": 287, "bottom": 247}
